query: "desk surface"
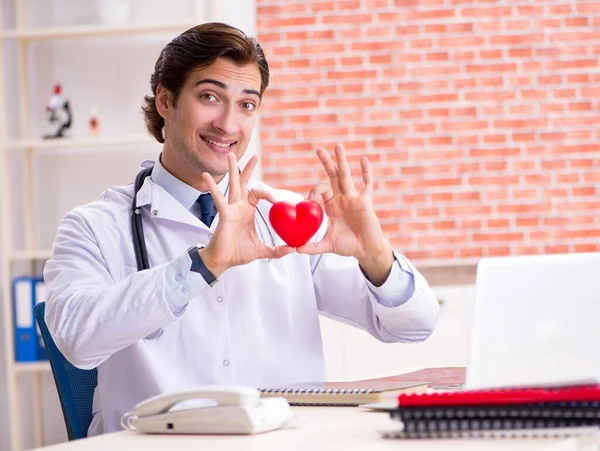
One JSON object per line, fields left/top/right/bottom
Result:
{"left": 34, "top": 407, "right": 598, "bottom": 451}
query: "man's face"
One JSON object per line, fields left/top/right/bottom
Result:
{"left": 161, "top": 58, "right": 262, "bottom": 178}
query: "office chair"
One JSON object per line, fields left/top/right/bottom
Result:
{"left": 34, "top": 302, "right": 98, "bottom": 440}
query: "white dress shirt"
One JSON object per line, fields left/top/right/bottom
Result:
{"left": 43, "top": 158, "right": 440, "bottom": 436}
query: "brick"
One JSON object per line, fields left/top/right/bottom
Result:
{"left": 438, "top": 36, "right": 485, "bottom": 48}
{"left": 548, "top": 59, "right": 598, "bottom": 70}
{"left": 549, "top": 4, "right": 571, "bottom": 14}
{"left": 516, "top": 217, "right": 539, "bottom": 227}
{"left": 470, "top": 147, "right": 520, "bottom": 158}
{"left": 570, "top": 102, "right": 593, "bottom": 111}
{"left": 266, "top": 17, "right": 317, "bottom": 28}
{"left": 465, "top": 91, "right": 515, "bottom": 101}
{"left": 545, "top": 245, "right": 570, "bottom": 254}
{"left": 327, "top": 70, "right": 377, "bottom": 80}
{"left": 300, "top": 44, "right": 346, "bottom": 55}
{"left": 484, "top": 161, "right": 507, "bottom": 171}
{"left": 460, "top": 248, "right": 484, "bottom": 259}
{"left": 469, "top": 175, "right": 519, "bottom": 185}
{"left": 509, "top": 48, "right": 532, "bottom": 58}
{"left": 466, "top": 63, "right": 518, "bottom": 73}
{"left": 515, "top": 246, "right": 540, "bottom": 255}
{"left": 473, "top": 233, "right": 524, "bottom": 242}
{"left": 322, "top": 14, "right": 373, "bottom": 25}
{"left": 461, "top": 7, "right": 511, "bottom": 17}
{"left": 498, "top": 203, "right": 551, "bottom": 214}
{"left": 441, "top": 121, "right": 488, "bottom": 131}
{"left": 577, "top": 2, "right": 600, "bottom": 13}
{"left": 369, "top": 54, "right": 392, "bottom": 64}
{"left": 477, "top": 21, "right": 501, "bottom": 32}
{"left": 417, "top": 234, "right": 468, "bottom": 246}
{"left": 366, "top": 0, "right": 391, "bottom": 8}
{"left": 514, "top": 189, "right": 538, "bottom": 199}
{"left": 311, "top": 2, "right": 336, "bottom": 12}
{"left": 506, "top": 20, "right": 531, "bottom": 31}
{"left": 413, "top": 177, "right": 462, "bottom": 188}
{"left": 513, "top": 132, "right": 535, "bottom": 142}
{"left": 574, "top": 244, "right": 598, "bottom": 252}
{"left": 488, "top": 219, "right": 510, "bottom": 228}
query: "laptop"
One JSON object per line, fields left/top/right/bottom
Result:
{"left": 466, "top": 252, "right": 600, "bottom": 390}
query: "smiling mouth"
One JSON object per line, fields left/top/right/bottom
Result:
{"left": 200, "top": 136, "right": 236, "bottom": 148}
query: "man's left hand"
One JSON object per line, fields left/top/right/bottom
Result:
{"left": 296, "top": 144, "right": 395, "bottom": 286}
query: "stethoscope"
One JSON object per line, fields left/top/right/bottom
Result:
{"left": 131, "top": 165, "right": 276, "bottom": 272}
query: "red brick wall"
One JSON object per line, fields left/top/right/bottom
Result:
{"left": 256, "top": 1, "right": 600, "bottom": 265}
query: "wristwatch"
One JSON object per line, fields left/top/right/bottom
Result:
{"left": 187, "top": 245, "right": 218, "bottom": 287}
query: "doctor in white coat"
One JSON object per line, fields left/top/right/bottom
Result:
{"left": 44, "top": 22, "right": 440, "bottom": 436}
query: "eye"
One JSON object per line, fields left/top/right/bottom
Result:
{"left": 241, "top": 102, "right": 257, "bottom": 112}
{"left": 200, "top": 93, "right": 217, "bottom": 102}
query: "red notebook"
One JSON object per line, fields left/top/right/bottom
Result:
{"left": 397, "top": 384, "right": 600, "bottom": 407}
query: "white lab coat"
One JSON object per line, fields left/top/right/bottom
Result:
{"left": 43, "top": 169, "right": 439, "bottom": 435}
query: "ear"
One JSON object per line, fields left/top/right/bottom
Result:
{"left": 155, "top": 85, "right": 171, "bottom": 119}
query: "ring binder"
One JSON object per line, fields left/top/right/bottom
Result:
{"left": 389, "top": 384, "right": 600, "bottom": 440}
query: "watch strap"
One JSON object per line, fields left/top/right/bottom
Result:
{"left": 187, "top": 245, "right": 218, "bottom": 286}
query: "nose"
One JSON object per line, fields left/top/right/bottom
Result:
{"left": 211, "top": 104, "right": 237, "bottom": 136}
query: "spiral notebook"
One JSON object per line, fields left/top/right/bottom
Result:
{"left": 388, "top": 384, "right": 600, "bottom": 439}
{"left": 258, "top": 380, "right": 428, "bottom": 406}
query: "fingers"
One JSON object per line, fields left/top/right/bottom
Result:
{"left": 247, "top": 188, "right": 278, "bottom": 207}
{"left": 239, "top": 154, "right": 258, "bottom": 201}
{"left": 360, "top": 156, "right": 373, "bottom": 196}
{"left": 318, "top": 145, "right": 360, "bottom": 195}
{"left": 308, "top": 183, "right": 335, "bottom": 206}
{"left": 263, "top": 245, "right": 296, "bottom": 260}
{"left": 334, "top": 144, "right": 356, "bottom": 194}
{"left": 201, "top": 172, "right": 228, "bottom": 212}
{"left": 296, "top": 240, "right": 333, "bottom": 255}
{"left": 227, "top": 153, "right": 240, "bottom": 203}
{"left": 317, "top": 148, "right": 341, "bottom": 193}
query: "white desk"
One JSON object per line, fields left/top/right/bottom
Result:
{"left": 33, "top": 407, "right": 599, "bottom": 451}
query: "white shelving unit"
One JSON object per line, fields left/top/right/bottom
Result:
{"left": 0, "top": 2, "right": 205, "bottom": 449}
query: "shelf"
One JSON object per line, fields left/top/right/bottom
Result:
{"left": 11, "top": 250, "right": 53, "bottom": 261}
{"left": 15, "top": 361, "right": 51, "bottom": 373}
{"left": 5, "top": 134, "right": 157, "bottom": 150}
{"left": 1, "top": 20, "right": 197, "bottom": 40}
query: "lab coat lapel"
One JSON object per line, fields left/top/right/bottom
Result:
{"left": 136, "top": 177, "right": 206, "bottom": 230}
{"left": 135, "top": 173, "right": 230, "bottom": 231}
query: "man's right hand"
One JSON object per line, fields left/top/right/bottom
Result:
{"left": 198, "top": 153, "right": 295, "bottom": 277}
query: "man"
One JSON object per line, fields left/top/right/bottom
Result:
{"left": 44, "top": 22, "right": 439, "bottom": 436}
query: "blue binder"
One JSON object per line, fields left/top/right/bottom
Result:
{"left": 34, "top": 278, "right": 49, "bottom": 360}
{"left": 13, "top": 277, "right": 37, "bottom": 361}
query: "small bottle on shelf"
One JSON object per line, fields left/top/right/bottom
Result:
{"left": 89, "top": 107, "right": 100, "bottom": 137}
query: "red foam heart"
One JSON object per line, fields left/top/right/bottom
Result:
{"left": 269, "top": 200, "right": 324, "bottom": 248}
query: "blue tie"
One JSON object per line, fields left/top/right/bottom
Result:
{"left": 196, "top": 193, "right": 217, "bottom": 228}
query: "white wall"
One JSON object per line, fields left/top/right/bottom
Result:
{"left": 0, "top": 0, "right": 262, "bottom": 449}
{"left": 320, "top": 284, "right": 476, "bottom": 381}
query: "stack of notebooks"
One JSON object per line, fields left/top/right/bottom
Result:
{"left": 386, "top": 384, "right": 600, "bottom": 439}
{"left": 259, "top": 380, "right": 428, "bottom": 406}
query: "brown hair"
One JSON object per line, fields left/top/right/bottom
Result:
{"left": 142, "top": 22, "right": 270, "bottom": 143}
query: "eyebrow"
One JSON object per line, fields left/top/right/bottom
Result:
{"left": 195, "top": 78, "right": 261, "bottom": 99}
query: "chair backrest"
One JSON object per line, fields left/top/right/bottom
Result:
{"left": 34, "top": 302, "right": 98, "bottom": 440}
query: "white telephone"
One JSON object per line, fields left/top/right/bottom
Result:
{"left": 120, "top": 386, "right": 298, "bottom": 435}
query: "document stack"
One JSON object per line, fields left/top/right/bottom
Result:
{"left": 385, "top": 384, "right": 600, "bottom": 439}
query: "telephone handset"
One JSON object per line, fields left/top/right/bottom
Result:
{"left": 121, "top": 386, "right": 299, "bottom": 435}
